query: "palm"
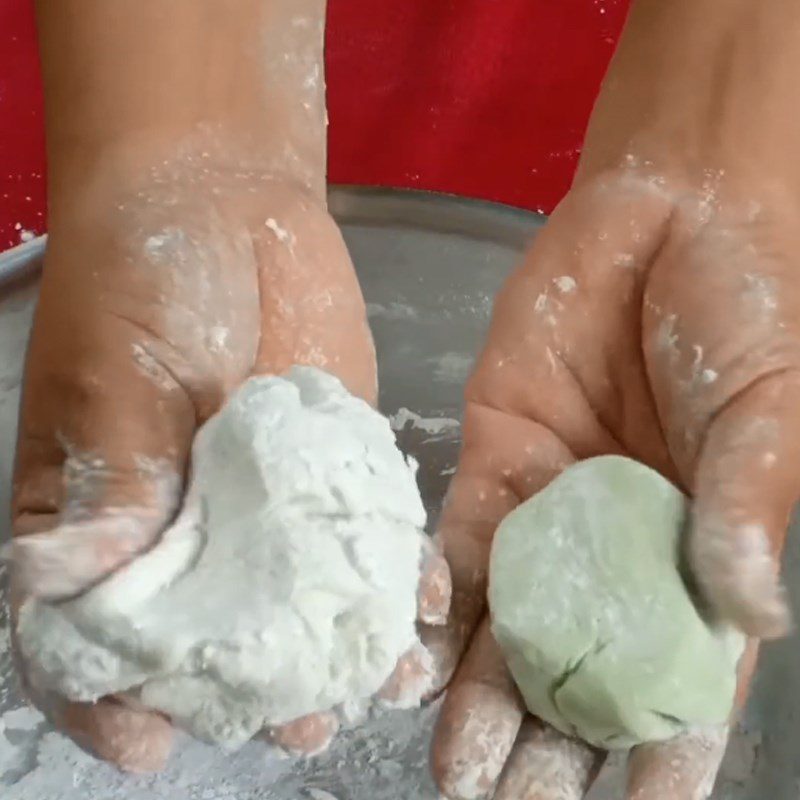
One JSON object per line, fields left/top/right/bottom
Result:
{"left": 17, "top": 167, "right": 376, "bottom": 568}
{"left": 13, "top": 166, "right": 382, "bottom": 769}
{"left": 430, "top": 173, "right": 800, "bottom": 799}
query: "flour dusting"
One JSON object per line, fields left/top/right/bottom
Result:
{"left": 389, "top": 408, "right": 460, "bottom": 438}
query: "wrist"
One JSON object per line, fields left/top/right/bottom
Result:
{"left": 48, "top": 126, "right": 325, "bottom": 242}
{"left": 38, "top": 1, "right": 328, "bottom": 208}
{"left": 578, "top": 0, "right": 800, "bottom": 187}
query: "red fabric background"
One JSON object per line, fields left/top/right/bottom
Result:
{"left": 0, "top": 0, "right": 629, "bottom": 251}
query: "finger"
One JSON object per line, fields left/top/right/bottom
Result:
{"left": 59, "top": 698, "right": 174, "bottom": 773}
{"left": 11, "top": 297, "right": 198, "bottom": 599}
{"left": 432, "top": 618, "right": 526, "bottom": 800}
{"left": 626, "top": 726, "right": 729, "bottom": 800}
{"left": 625, "top": 635, "right": 757, "bottom": 799}
{"left": 8, "top": 514, "right": 178, "bottom": 602}
{"left": 691, "top": 372, "right": 800, "bottom": 638}
{"left": 421, "top": 402, "right": 575, "bottom": 692}
{"left": 494, "top": 719, "right": 604, "bottom": 800}
{"left": 250, "top": 185, "right": 378, "bottom": 405}
{"left": 377, "top": 640, "right": 435, "bottom": 709}
{"left": 9, "top": 585, "right": 175, "bottom": 773}
{"left": 418, "top": 534, "right": 451, "bottom": 625}
{"left": 268, "top": 711, "right": 340, "bottom": 757}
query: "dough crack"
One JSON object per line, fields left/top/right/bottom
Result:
{"left": 648, "top": 708, "right": 689, "bottom": 732}
{"left": 550, "top": 638, "right": 609, "bottom": 734}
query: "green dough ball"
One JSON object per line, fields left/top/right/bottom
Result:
{"left": 488, "top": 455, "right": 743, "bottom": 750}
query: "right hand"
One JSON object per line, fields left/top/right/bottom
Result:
{"left": 10, "top": 152, "right": 450, "bottom": 771}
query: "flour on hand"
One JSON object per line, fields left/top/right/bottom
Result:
{"left": 17, "top": 367, "right": 426, "bottom": 748}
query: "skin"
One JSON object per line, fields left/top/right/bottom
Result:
{"left": 427, "top": 0, "right": 800, "bottom": 797}
{"left": 8, "top": 0, "right": 798, "bottom": 795}
{"left": 12, "top": 0, "right": 449, "bottom": 772}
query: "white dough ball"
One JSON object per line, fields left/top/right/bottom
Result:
{"left": 18, "top": 367, "right": 426, "bottom": 747}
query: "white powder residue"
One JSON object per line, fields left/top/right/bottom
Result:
{"left": 365, "top": 303, "right": 418, "bottom": 321}
{"left": 701, "top": 368, "right": 718, "bottom": 384}
{"left": 436, "top": 704, "right": 518, "bottom": 800}
{"left": 656, "top": 314, "right": 680, "bottom": 363}
{"left": 12, "top": 222, "right": 35, "bottom": 243}
{"left": 143, "top": 228, "right": 187, "bottom": 262}
{"left": 546, "top": 346, "right": 558, "bottom": 373}
{"left": 554, "top": 276, "right": 577, "bottom": 294}
{"left": 131, "top": 343, "right": 176, "bottom": 391}
{"left": 533, "top": 287, "right": 561, "bottom": 328}
{"left": 299, "top": 344, "right": 328, "bottom": 368}
{"left": 0, "top": 705, "right": 45, "bottom": 734}
{"left": 265, "top": 218, "right": 296, "bottom": 247}
{"left": 303, "top": 63, "right": 321, "bottom": 91}
{"left": 389, "top": 408, "right": 460, "bottom": 437}
{"left": 13, "top": 223, "right": 36, "bottom": 244}
{"left": 207, "top": 326, "right": 230, "bottom": 354}
{"left": 305, "top": 788, "right": 339, "bottom": 800}
{"left": 743, "top": 272, "right": 778, "bottom": 317}
{"left": 689, "top": 345, "right": 720, "bottom": 388}
{"left": 493, "top": 722, "right": 597, "bottom": 799}
{"left": 429, "top": 352, "right": 473, "bottom": 384}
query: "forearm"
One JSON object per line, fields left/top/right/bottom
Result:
{"left": 35, "top": 0, "right": 328, "bottom": 202}
{"left": 578, "top": 0, "right": 800, "bottom": 182}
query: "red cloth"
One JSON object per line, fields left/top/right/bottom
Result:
{"left": 0, "top": 0, "right": 46, "bottom": 250}
{"left": 0, "top": 0, "right": 629, "bottom": 251}
{"left": 326, "top": 0, "right": 628, "bottom": 209}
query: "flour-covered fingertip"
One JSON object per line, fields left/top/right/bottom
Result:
{"left": 418, "top": 538, "right": 452, "bottom": 625}
{"left": 377, "top": 640, "right": 435, "bottom": 709}
{"left": 268, "top": 711, "right": 340, "bottom": 757}
{"left": 691, "top": 519, "right": 791, "bottom": 639}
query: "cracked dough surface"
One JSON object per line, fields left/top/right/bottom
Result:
{"left": 489, "top": 455, "right": 743, "bottom": 749}
{"left": 18, "top": 367, "right": 425, "bottom": 748}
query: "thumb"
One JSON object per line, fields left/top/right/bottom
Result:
{"left": 8, "top": 314, "right": 197, "bottom": 770}
{"left": 10, "top": 313, "right": 196, "bottom": 601}
{"left": 691, "top": 371, "right": 800, "bottom": 639}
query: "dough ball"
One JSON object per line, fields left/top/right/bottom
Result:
{"left": 488, "top": 455, "right": 743, "bottom": 750}
{"left": 18, "top": 367, "right": 426, "bottom": 748}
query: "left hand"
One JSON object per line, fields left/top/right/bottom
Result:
{"left": 426, "top": 1, "right": 800, "bottom": 796}
{"left": 426, "top": 123, "right": 800, "bottom": 800}
{"left": 426, "top": 162, "right": 800, "bottom": 798}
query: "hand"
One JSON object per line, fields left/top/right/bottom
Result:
{"left": 11, "top": 0, "right": 451, "bottom": 771}
{"left": 10, "top": 156, "right": 450, "bottom": 770}
{"left": 427, "top": 1, "right": 800, "bottom": 795}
